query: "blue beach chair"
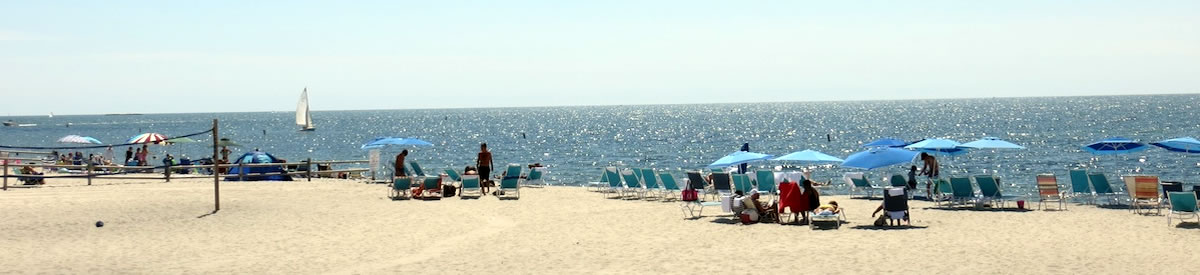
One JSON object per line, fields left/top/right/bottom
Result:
{"left": 659, "top": 172, "right": 683, "bottom": 201}
{"left": 976, "top": 175, "right": 1020, "bottom": 208}
{"left": 949, "top": 177, "right": 976, "bottom": 206}
{"left": 754, "top": 170, "right": 778, "bottom": 195}
{"left": 620, "top": 168, "right": 645, "bottom": 199}
{"left": 639, "top": 168, "right": 663, "bottom": 199}
{"left": 1068, "top": 170, "right": 1094, "bottom": 204}
{"left": 847, "top": 173, "right": 883, "bottom": 199}
{"left": 1088, "top": 173, "right": 1123, "bottom": 205}
{"left": 459, "top": 175, "right": 482, "bottom": 199}
{"left": 498, "top": 164, "right": 522, "bottom": 200}
{"left": 390, "top": 178, "right": 413, "bottom": 200}
{"left": 1166, "top": 192, "right": 1199, "bottom": 227}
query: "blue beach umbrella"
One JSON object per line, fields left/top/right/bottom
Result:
{"left": 360, "top": 137, "right": 434, "bottom": 150}
{"left": 841, "top": 147, "right": 920, "bottom": 170}
{"left": 905, "top": 138, "right": 967, "bottom": 156}
{"left": 707, "top": 151, "right": 773, "bottom": 169}
{"left": 1151, "top": 137, "right": 1200, "bottom": 153}
{"left": 1082, "top": 137, "right": 1148, "bottom": 155}
{"left": 959, "top": 137, "right": 1025, "bottom": 149}
{"left": 863, "top": 138, "right": 908, "bottom": 148}
{"left": 772, "top": 149, "right": 844, "bottom": 163}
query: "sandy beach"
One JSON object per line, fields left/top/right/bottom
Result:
{"left": 2, "top": 178, "right": 1199, "bottom": 274}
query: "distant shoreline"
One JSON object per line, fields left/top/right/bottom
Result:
{"left": 103, "top": 113, "right": 144, "bottom": 116}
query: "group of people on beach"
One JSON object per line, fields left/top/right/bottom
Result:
{"left": 394, "top": 143, "right": 498, "bottom": 192}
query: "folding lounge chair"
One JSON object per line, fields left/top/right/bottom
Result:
{"left": 419, "top": 177, "right": 442, "bottom": 199}
{"left": 1068, "top": 170, "right": 1094, "bottom": 204}
{"left": 848, "top": 174, "right": 883, "bottom": 199}
{"left": 932, "top": 179, "right": 953, "bottom": 206}
{"left": 639, "top": 168, "right": 664, "bottom": 199}
{"left": 522, "top": 167, "right": 546, "bottom": 187}
{"left": 732, "top": 174, "right": 753, "bottom": 194}
{"left": 809, "top": 199, "right": 846, "bottom": 229}
{"left": 890, "top": 174, "right": 908, "bottom": 188}
{"left": 444, "top": 168, "right": 463, "bottom": 182}
{"left": 587, "top": 170, "right": 610, "bottom": 192}
{"left": 975, "top": 175, "right": 1020, "bottom": 208}
{"left": 498, "top": 164, "right": 522, "bottom": 200}
{"left": 883, "top": 187, "right": 910, "bottom": 226}
{"left": 1088, "top": 173, "right": 1124, "bottom": 205}
{"left": 604, "top": 167, "right": 624, "bottom": 199}
{"left": 1166, "top": 192, "right": 1199, "bottom": 227}
{"left": 409, "top": 161, "right": 428, "bottom": 177}
{"left": 620, "top": 168, "right": 645, "bottom": 199}
{"left": 459, "top": 175, "right": 482, "bottom": 199}
{"left": 681, "top": 172, "right": 732, "bottom": 218}
{"left": 659, "top": 172, "right": 683, "bottom": 201}
{"left": 949, "top": 177, "right": 976, "bottom": 206}
{"left": 1124, "top": 175, "right": 1161, "bottom": 215}
{"left": 685, "top": 171, "right": 713, "bottom": 200}
{"left": 1036, "top": 174, "right": 1067, "bottom": 210}
{"left": 754, "top": 170, "right": 778, "bottom": 195}
{"left": 390, "top": 177, "right": 413, "bottom": 200}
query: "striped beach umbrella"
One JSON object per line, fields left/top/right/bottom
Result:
{"left": 128, "top": 133, "right": 168, "bottom": 144}
{"left": 57, "top": 135, "right": 102, "bottom": 144}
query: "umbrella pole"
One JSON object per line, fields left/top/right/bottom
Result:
{"left": 211, "top": 119, "right": 220, "bottom": 213}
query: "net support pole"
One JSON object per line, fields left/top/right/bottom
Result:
{"left": 306, "top": 158, "right": 312, "bottom": 182}
{"left": 212, "top": 119, "right": 220, "bottom": 212}
{"left": 2, "top": 160, "right": 8, "bottom": 191}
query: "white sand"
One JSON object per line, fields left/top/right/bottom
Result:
{"left": 2, "top": 178, "right": 1199, "bottom": 274}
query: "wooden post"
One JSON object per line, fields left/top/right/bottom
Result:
{"left": 86, "top": 162, "right": 93, "bottom": 186}
{"left": 3, "top": 160, "right": 8, "bottom": 191}
{"left": 306, "top": 158, "right": 312, "bottom": 182}
{"left": 212, "top": 119, "right": 220, "bottom": 212}
{"left": 238, "top": 162, "right": 245, "bottom": 181}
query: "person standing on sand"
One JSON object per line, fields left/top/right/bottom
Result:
{"left": 477, "top": 143, "right": 494, "bottom": 193}
{"left": 919, "top": 152, "right": 939, "bottom": 197}
{"left": 103, "top": 146, "right": 115, "bottom": 163}
{"left": 394, "top": 150, "right": 408, "bottom": 178}
{"left": 220, "top": 146, "right": 232, "bottom": 163}
{"left": 125, "top": 147, "right": 134, "bottom": 164}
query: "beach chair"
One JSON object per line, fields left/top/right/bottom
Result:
{"left": 639, "top": 168, "right": 664, "bottom": 199}
{"left": 1036, "top": 174, "right": 1067, "bottom": 210}
{"left": 444, "top": 168, "right": 462, "bottom": 182}
{"left": 809, "top": 202, "right": 846, "bottom": 229}
{"left": 732, "top": 173, "right": 753, "bottom": 194}
{"left": 932, "top": 179, "right": 953, "bottom": 206}
{"left": 976, "top": 175, "right": 1020, "bottom": 208}
{"left": 883, "top": 187, "right": 910, "bottom": 226}
{"left": 1088, "top": 173, "right": 1123, "bottom": 205}
{"left": 659, "top": 172, "right": 683, "bottom": 201}
{"left": 754, "top": 170, "right": 778, "bottom": 195}
{"left": 889, "top": 174, "right": 908, "bottom": 188}
{"left": 418, "top": 177, "right": 442, "bottom": 199}
{"left": 522, "top": 167, "right": 546, "bottom": 187}
{"left": 1166, "top": 192, "right": 1199, "bottom": 227}
{"left": 587, "top": 169, "right": 611, "bottom": 192}
{"left": 1068, "top": 170, "right": 1094, "bottom": 204}
{"left": 390, "top": 177, "right": 413, "bottom": 200}
{"left": 681, "top": 172, "right": 729, "bottom": 218}
{"left": 459, "top": 175, "right": 482, "bottom": 199}
{"left": 685, "top": 171, "right": 714, "bottom": 201}
{"left": 604, "top": 167, "right": 624, "bottom": 199}
{"left": 847, "top": 173, "right": 883, "bottom": 199}
{"left": 1124, "top": 175, "right": 1161, "bottom": 215}
{"left": 949, "top": 177, "right": 976, "bottom": 206}
{"left": 498, "top": 164, "right": 522, "bottom": 200}
{"left": 620, "top": 168, "right": 645, "bottom": 199}
{"left": 408, "top": 161, "right": 428, "bottom": 177}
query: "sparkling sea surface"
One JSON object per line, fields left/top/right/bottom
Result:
{"left": 2, "top": 94, "right": 1198, "bottom": 196}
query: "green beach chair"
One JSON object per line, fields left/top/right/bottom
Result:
{"left": 602, "top": 167, "right": 624, "bottom": 199}
{"left": 620, "top": 168, "right": 645, "bottom": 199}
{"left": 1068, "top": 170, "right": 1094, "bottom": 204}
{"left": 659, "top": 172, "right": 683, "bottom": 201}
{"left": 847, "top": 173, "right": 882, "bottom": 199}
{"left": 587, "top": 169, "right": 611, "bottom": 192}
{"left": 976, "top": 175, "right": 1020, "bottom": 208}
{"left": 444, "top": 168, "right": 462, "bottom": 182}
{"left": 949, "top": 177, "right": 976, "bottom": 206}
{"left": 459, "top": 175, "right": 482, "bottom": 199}
{"left": 1166, "top": 192, "right": 1199, "bottom": 227}
{"left": 732, "top": 174, "right": 753, "bottom": 194}
{"left": 639, "top": 168, "right": 663, "bottom": 199}
{"left": 390, "top": 177, "right": 413, "bottom": 200}
{"left": 1088, "top": 173, "right": 1123, "bottom": 205}
{"left": 890, "top": 174, "right": 908, "bottom": 188}
{"left": 498, "top": 164, "right": 522, "bottom": 200}
{"left": 521, "top": 167, "right": 546, "bottom": 187}
{"left": 754, "top": 170, "right": 777, "bottom": 195}
{"left": 933, "top": 178, "right": 954, "bottom": 206}
{"left": 419, "top": 177, "right": 442, "bottom": 199}
{"left": 409, "top": 161, "right": 428, "bottom": 177}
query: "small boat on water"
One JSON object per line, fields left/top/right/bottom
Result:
{"left": 297, "top": 87, "right": 315, "bottom": 131}
{"left": 3, "top": 120, "right": 37, "bottom": 127}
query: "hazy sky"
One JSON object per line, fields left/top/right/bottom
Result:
{"left": 2, "top": 0, "right": 1197, "bottom": 115}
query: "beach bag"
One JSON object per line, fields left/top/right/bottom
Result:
{"left": 682, "top": 189, "right": 699, "bottom": 201}
{"left": 443, "top": 185, "right": 457, "bottom": 197}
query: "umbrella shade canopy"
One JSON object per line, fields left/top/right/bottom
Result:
{"left": 707, "top": 151, "right": 773, "bottom": 169}
{"left": 842, "top": 147, "right": 920, "bottom": 170}
{"left": 215, "top": 138, "right": 242, "bottom": 147}
{"left": 863, "top": 138, "right": 908, "bottom": 148}
{"left": 1151, "top": 137, "right": 1200, "bottom": 153}
{"left": 905, "top": 138, "right": 967, "bottom": 156}
{"left": 128, "top": 133, "right": 167, "bottom": 144}
{"left": 959, "top": 137, "right": 1025, "bottom": 149}
{"left": 1083, "top": 137, "right": 1148, "bottom": 155}
{"left": 164, "top": 137, "right": 198, "bottom": 144}
{"left": 773, "top": 149, "right": 844, "bottom": 162}
{"left": 57, "top": 135, "right": 102, "bottom": 144}
{"left": 360, "top": 137, "right": 434, "bottom": 150}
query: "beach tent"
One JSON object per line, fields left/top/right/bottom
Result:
{"left": 224, "top": 151, "right": 293, "bottom": 181}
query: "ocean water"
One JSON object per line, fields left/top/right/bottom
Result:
{"left": 3, "top": 94, "right": 1199, "bottom": 196}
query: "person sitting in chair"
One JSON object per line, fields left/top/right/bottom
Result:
{"left": 19, "top": 165, "right": 45, "bottom": 185}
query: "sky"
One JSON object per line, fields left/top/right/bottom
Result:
{"left": 1, "top": 0, "right": 1198, "bottom": 115}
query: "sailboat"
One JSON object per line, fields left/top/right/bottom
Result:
{"left": 296, "top": 87, "right": 316, "bottom": 131}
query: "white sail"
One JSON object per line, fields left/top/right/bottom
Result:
{"left": 296, "top": 88, "right": 314, "bottom": 130}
